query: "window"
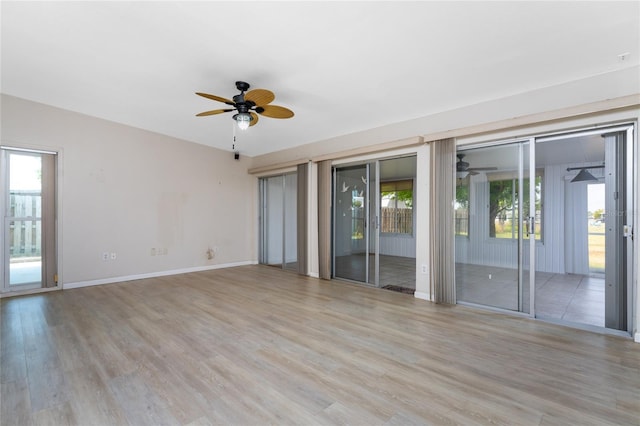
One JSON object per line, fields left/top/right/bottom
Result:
{"left": 488, "top": 172, "right": 542, "bottom": 240}
{"left": 455, "top": 175, "right": 470, "bottom": 236}
{"left": 380, "top": 180, "right": 413, "bottom": 234}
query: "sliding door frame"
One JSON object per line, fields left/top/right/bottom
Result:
{"left": 1, "top": 146, "right": 58, "bottom": 293}
{"left": 536, "top": 123, "right": 635, "bottom": 333}
{"left": 456, "top": 138, "right": 535, "bottom": 316}
{"left": 258, "top": 171, "right": 298, "bottom": 271}
{"left": 458, "top": 122, "right": 635, "bottom": 335}
{"left": 332, "top": 161, "right": 380, "bottom": 286}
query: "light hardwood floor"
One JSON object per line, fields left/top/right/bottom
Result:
{"left": 1, "top": 265, "right": 638, "bottom": 425}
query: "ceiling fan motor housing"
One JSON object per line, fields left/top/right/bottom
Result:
{"left": 235, "top": 81, "right": 250, "bottom": 92}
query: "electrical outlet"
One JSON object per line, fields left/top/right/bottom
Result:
{"left": 102, "top": 252, "right": 109, "bottom": 261}
{"left": 151, "top": 248, "right": 156, "bottom": 256}
{"left": 421, "top": 264, "right": 427, "bottom": 274}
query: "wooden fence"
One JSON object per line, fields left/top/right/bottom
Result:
{"left": 380, "top": 207, "right": 412, "bottom": 234}
{"left": 349, "top": 207, "right": 413, "bottom": 238}
{"left": 9, "top": 191, "right": 41, "bottom": 258}
{"left": 455, "top": 211, "right": 469, "bottom": 236}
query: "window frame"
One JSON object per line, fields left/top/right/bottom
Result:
{"left": 487, "top": 170, "right": 543, "bottom": 241}
{"left": 455, "top": 174, "right": 470, "bottom": 237}
{"left": 380, "top": 179, "right": 414, "bottom": 236}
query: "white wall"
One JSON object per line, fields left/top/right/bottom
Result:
{"left": 379, "top": 234, "right": 416, "bottom": 257}
{"left": 1, "top": 95, "right": 257, "bottom": 287}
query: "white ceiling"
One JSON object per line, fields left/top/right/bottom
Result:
{"left": 1, "top": 1, "right": 638, "bottom": 157}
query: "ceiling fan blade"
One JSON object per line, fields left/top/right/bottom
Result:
{"left": 469, "top": 167, "right": 498, "bottom": 171}
{"left": 196, "top": 108, "right": 234, "bottom": 117}
{"left": 258, "top": 105, "right": 294, "bottom": 119}
{"left": 245, "top": 89, "right": 275, "bottom": 106}
{"left": 195, "top": 92, "right": 235, "bottom": 106}
{"left": 249, "top": 112, "right": 259, "bottom": 127}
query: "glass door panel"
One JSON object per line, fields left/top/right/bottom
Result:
{"left": 284, "top": 173, "right": 298, "bottom": 271}
{"left": 455, "top": 142, "right": 532, "bottom": 313}
{"left": 259, "top": 172, "right": 298, "bottom": 271}
{"left": 262, "top": 176, "right": 284, "bottom": 267}
{"left": 334, "top": 164, "right": 369, "bottom": 282}
{"left": 533, "top": 127, "right": 632, "bottom": 332}
{"left": 6, "top": 152, "right": 43, "bottom": 288}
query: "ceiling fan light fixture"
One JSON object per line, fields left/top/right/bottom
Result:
{"left": 456, "top": 171, "right": 470, "bottom": 179}
{"left": 571, "top": 168, "right": 598, "bottom": 183}
{"left": 234, "top": 112, "right": 251, "bottom": 130}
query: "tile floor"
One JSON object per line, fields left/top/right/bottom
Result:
{"left": 456, "top": 263, "right": 605, "bottom": 327}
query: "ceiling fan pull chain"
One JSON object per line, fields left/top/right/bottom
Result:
{"left": 232, "top": 121, "right": 236, "bottom": 150}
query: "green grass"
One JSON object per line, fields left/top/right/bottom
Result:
{"left": 493, "top": 221, "right": 541, "bottom": 240}
{"left": 589, "top": 234, "right": 605, "bottom": 271}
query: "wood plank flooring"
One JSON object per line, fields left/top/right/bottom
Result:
{"left": 1, "top": 265, "right": 639, "bottom": 425}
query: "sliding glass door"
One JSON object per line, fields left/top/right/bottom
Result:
{"left": 534, "top": 128, "right": 632, "bottom": 331}
{"left": 456, "top": 125, "right": 634, "bottom": 334}
{"left": 259, "top": 172, "right": 297, "bottom": 271}
{"left": 455, "top": 141, "right": 535, "bottom": 314}
{"left": 333, "top": 163, "right": 379, "bottom": 285}
{"left": 2, "top": 148, "right": 57, "bottom": 292}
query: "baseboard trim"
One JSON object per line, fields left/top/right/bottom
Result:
{"left": 634, "top": 331, "right": 640, "bottom": 343}
{"left": 63, "top": 261, "right": 258, "bottom": 290}
{"left": 308, "top": 272, "right": 320, "bottom": 278}
{"left": 414, "top": 291, "right": 431, "bottom": 301}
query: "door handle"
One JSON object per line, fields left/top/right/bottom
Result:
{"left": 527, "top": 217, "right": 535, "bottom": 238}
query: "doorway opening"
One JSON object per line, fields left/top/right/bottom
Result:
{"left": 455, "top": 125, "right": 633, "bottom": 334}
{"left": 259, "top": 172, "right": 298, "bottom": 272}
{"left": 588, "top": 183, "right": 605, "bottom": 275}
{"left": 2, "top": 147, "right": 58, "bottom": 293}
{"left": 332, "top": 156, "right": 416, "bottom": 293}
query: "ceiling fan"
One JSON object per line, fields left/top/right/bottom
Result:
{"left": 456, "top": 153, "right": 497, "bottom": 177}
{"left": 195, "top": 81, "right": 294, "bottom": 130}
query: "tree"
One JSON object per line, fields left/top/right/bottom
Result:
{"left": 395, "top": 189, "right": 413, "bottom": 208}
{"left": 489, "top": 180, "right": 515, "bottom": 238}
{"left": 455, "top": 181, "right": 469, "bottom": 209}
{"left": 488, "top": 177, "right": 542, "bottom": 238}
{"left": 593, "top": 209, "right": 604, "bottom": 220}
{"left": 382, "top": 189, "right": 413, "bottom": 208}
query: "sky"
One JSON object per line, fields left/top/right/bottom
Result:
{"left": 587, "top": 183, "right": 605, "bottom": 213}
{"left": 10, "top": 154, "right": 41, "bottom": 191}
